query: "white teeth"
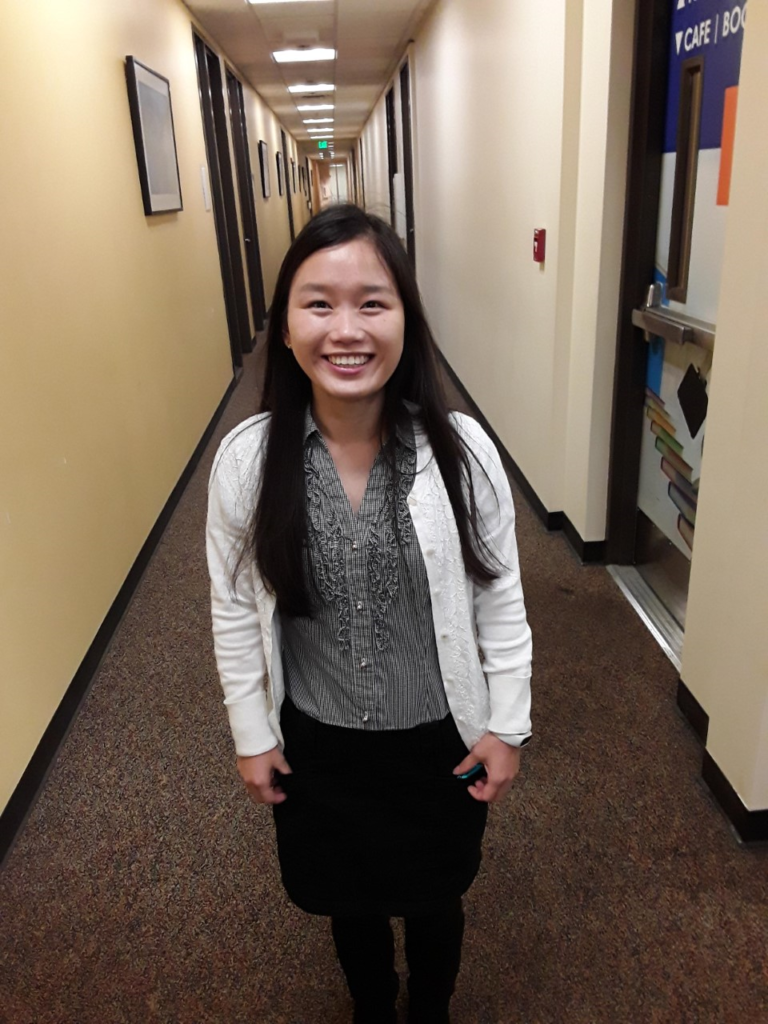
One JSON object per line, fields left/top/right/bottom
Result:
{"left": 328, "top": 355, "right": 370, "bottom": 366}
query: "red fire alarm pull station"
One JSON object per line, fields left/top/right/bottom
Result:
{"left": 533, "top": 228, "right": 546, "bottom": 263}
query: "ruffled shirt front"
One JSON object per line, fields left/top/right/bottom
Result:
{"left": 281, "top": 410, "right": 450, "bottom": 730}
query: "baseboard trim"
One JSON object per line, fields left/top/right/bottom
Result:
{"left": 0, "top": 375, "right": 239, "bottom": 866}
{"left": 676, "top": 678, "right": 709, "bottom": 744}
{"left": 438, "top": 352, "right": 601, "bottom": 562}
{"left": 701, "top": 752, "right": 768, "bottom": 844}
{"left": 562, "top": 514, "right": 606, "bottom": 564}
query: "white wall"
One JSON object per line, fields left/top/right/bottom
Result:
{"left": 361, "top": 0, "right": 633, "bottom": 536}
{"left": 360, "top": 97, "right": 391, "bottom": 222}
{"left": 562, "top": 0, "right": 635, "bottom": 540}
{"left": 413, "top": 0, "right": 568, "bottom": 513}
{"left": 681, "top": 2, "right": 768, "bottom": 811}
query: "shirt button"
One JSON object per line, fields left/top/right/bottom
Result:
{"left": 362, "top": 712, "right": 370, "bottom": 723}
{"left": 356, "top": 601, "right": 363, "bottom": 611}
{"left": 424, "top": 547, "right": 434, "bottom": 557}
{"left": 407, "top": 495, "right": 417, "bottom": 506}
{"left": 360, "top": 659, "right": 368, "bottom": 669}
{"left": 351, "top": 541, "right": 358, "bottom": 551}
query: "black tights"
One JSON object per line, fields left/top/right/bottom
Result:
{"left": 331, "top": 899, "right": 464, "bottom": 1024}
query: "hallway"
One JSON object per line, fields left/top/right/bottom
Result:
{"left": 2, "top": 347, "right": 765, "bottom": 1024}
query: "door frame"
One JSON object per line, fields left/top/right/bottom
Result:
{"left": 280, "top": 129, "right": 296, "bottom": 242}
{"left": 399, "top": 59, "right": 416, "bottom": 266}
{"left": 192, "top": 32, "right": 251, "bottom": 366}
{"left": 605, "top": 0, "right": 672, "bottom": 564}
{"left": 226, "top": 68, "right": 267, "bottom": 332}
{"left": 385, "top": 86, "right": 398, "bottom": 227}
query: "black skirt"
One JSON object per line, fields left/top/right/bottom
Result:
{"left": 272, "top": 698, "right": 488, "bottom": 917}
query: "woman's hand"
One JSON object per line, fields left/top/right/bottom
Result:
{"left": 237, "top": 746, "right": 292, "bottom": 805}
{"left": 453, "top": 732, "right": 521, "bottom": 803}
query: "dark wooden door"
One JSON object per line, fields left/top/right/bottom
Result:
{"left": 399, "top": 60, "right": 416, "bottom": 265}
{"left": 226, "top": 70, "right": 266, "bottom": 332}
{"left": 193, "top": 32, "right": 251, "bottom": 365}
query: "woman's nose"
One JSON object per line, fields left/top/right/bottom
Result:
{"left": 330, "top": 308, "right": 364, "bottom": 340}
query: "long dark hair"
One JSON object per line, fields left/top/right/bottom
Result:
{"left": 247, "top": 203, "right": 499, "bottom": 616}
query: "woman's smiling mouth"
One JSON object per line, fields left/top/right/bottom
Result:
{"left": 325, "top": 354, "right": 372, "bottom": 367}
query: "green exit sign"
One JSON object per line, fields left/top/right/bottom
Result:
{"left": 318, "top": 140, "right": 328, "bottom": 149}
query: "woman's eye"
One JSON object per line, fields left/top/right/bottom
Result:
{"left": 308, "top": 300, "right": 330, "bottom": 309}
{"left": 362, "top": 300, "right": 383, "bottom": 309}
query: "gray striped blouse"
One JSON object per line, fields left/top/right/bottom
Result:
{"left": 281, "top": 410, "right": 450, "bottom": 731}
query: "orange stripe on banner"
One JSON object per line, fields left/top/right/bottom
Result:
{"left": 717, "top": 86, "right": 738, "bottom": 206}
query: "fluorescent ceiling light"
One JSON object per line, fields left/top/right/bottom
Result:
{"left": 288, "top": 83, "right": 335, "bottom": 93}
{"left": 303, "top": 118, "right": 334, "bottom": 124}
{"left": 249, "top": 1, "right": 330, "bottom": 4}
{"left": 297, "top": 104, "right": 334, "bottom": 111}
{"left": 272, "top": 48, "right": 335, "bottom": 63}
{"left": 307, "top": 127, "right": 334, "bottom": 132}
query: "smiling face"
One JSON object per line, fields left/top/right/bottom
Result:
{"left": 283, "top": 237, "right": 405, "bottom": 419}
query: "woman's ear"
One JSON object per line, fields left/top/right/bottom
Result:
{"left": 283, "top": 331, "right": 292, "bottom": 350}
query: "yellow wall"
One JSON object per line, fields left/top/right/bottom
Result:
{"left": 0, "top": 0, "right": 299, "bottom": 814}
{"left": 681, "top": 4, "right": 768, "bottom": 811}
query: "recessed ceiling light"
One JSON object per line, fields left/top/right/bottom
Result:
{"left": 272, "top": 48, "right": 335, "bottom": 63}
{"left": 297, "top": 104, "right": 334, "bottom": 111}
{"left": 303, "top": 118, "right": 334, "bottom": 124}
{"left": 288, "top": 83, "right": 335, "bottom": 93}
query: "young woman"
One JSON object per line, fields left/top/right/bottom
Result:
{"left": 206, "top": 203, "right": 532, "bottom": 1024}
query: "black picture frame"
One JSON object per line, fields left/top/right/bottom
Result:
{"left": 276, "top": 151, "right": 284, "bottom": 196}
{"left": 125, "top": 56, "right": 183, "bottom": 215}
{"left": 291, "top": 158, "right": 297, "bottom": 194}
{"left": 258, "top": 140, "right": 271, "bottom": 198}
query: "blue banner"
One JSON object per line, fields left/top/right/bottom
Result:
{"left": 664, "top": 0, "right": 745, "bottom": 152}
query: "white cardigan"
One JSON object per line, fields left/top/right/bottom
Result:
{"left": 206, "top": 411, "right": 532, "bottom": 756}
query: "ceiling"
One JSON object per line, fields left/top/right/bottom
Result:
{"left": 184, "top": 0, "right": 436, "bottom": 156}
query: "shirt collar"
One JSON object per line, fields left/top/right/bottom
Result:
{"left": 302, "top": 405, "right": 416, "bottom": 451}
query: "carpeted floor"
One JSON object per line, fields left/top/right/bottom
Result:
{"left": 2, "top": 344, "right": 766, "bottom": 1024}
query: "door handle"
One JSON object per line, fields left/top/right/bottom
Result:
{"left": 632, "top": 308, "right": 693, "bottom": 344}
{"left": 631, "top": 307, "right": 715, "bottom": 352}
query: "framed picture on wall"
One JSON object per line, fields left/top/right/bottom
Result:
{"left": 291, "top": 158, "right": 297, "bottom": 194}
{"left": 124, "top": 56, "right": 183, "bottom": 215}
{"left": 258, "top": 140, "right": 271, "bottom": 198}
{"left": 276, "top": 151, "right": 284, "bottom": 196}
